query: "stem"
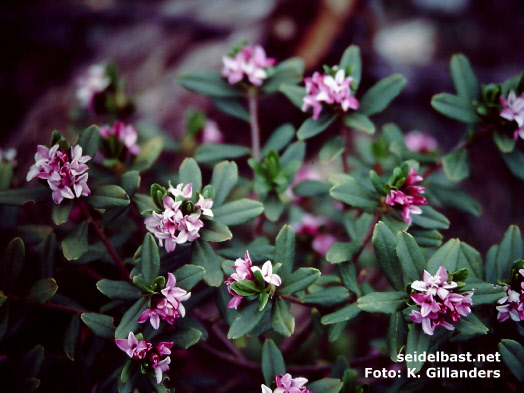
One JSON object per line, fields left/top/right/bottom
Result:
{"left": 341, "top": 124, "right": 349, "bottom": 173}
{"left": 279, "top": 294, "right": 315, "bottom": 308}
{"left": 248, "top": 88, "right": 261, "bottom": 162}
{"left": 77, "top": 199, "right": 131, "bottom": 282}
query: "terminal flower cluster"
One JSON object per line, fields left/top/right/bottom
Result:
{"left": 409, "top": 266, "right": 473, "bottom": 336}
{"left": 261, "top": 373, "right": 312, "bottom": 393}
{"left": 26, "top": 144, "right": 91, "bottom": 204}
{"left": 222, "top": 44, "right": 276, "bottom": 86}
{"left": 76, "top": 64, "right": 110, "bottom": 110}
{"left": 224, "top": 250, "right": 281, "bottom": 309}
{"left": 404, "top": 130, "right": 438, "bottom": 153}
{"left": 302, "top": 68, "right": 359, "bottom": 120}
{"left": 144, "top": 183, "right": 213, "bottom": 252}
{"left": 100, "top": 121, "right": 141, "bottom": 155}
{"left": 496, "top": 268, "right": 524, "bottom": 322}
{"left": 500, "top": 90, "right": 524, "bottom": 140}
{"left": 292, "top": 214, "right": 336, "bottom": 256}
{"left": 138, "top": 272, "right": 191, "bottom": 329}
{"left": 385, "top": 168, "right": 428, "bottom": 225}
{"left": 115, "top": 332, "right": 173, "bottom": 384}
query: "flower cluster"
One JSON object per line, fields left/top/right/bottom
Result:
{"left": 100, "top": 121, "right": 141, "bottom": 155}
{"left": 222, "top": 44, "right": 276, "bottom": 86}
{"left": 302, "top": 68, "right": 359, "bottom": 120}
{"left": 500, "top": 90, "right": 524, "bottom": 140}
{"left": 409, "top": 266, "right": 473, "bottom": 336}
{"left": 26, "top": 144, "right": 91, "bottom": 204}
{"left": 261, "top": 373, "right": 312, "bottom": 393}
{"left": 292, "top": 214, "right": 336, "bottom": 256}
{"left": 138, "top": 273, "right": 191, "bottom": 329}
{"left": 224, "top": 250, "right": 281, "bottom": 309}
{"left": 496, "top": 268, "right": 524, "bottom": 322}
{"left": 115, "top": 332, "right": 173, "bottom": 384}
{"left": 144, "top": 183, "right": 213, "bottom": 252}
{"left": 201, "top": 120, "right": 224, "bottom": 144}
{"left": 76, "top": 64, "right": 110, "bottom": 110}
{"left": 385, "top": 168, "right": 428, "bottom": 225}
{"left": 0, "top": 147, "right": 17, "bottom": 166}
{"left": 404, "top": 130, "right": 438, "bottom": 153}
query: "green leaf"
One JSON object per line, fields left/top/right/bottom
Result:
{"left": 262, "top": 339, "right": 286, "bottom": 385}
{"left": 213, "top": 199, "right": 264, "bottom": 226}
{"left": 115, "top": 298, "right": 148, "bottom": 338}
{"left": 495, "top": 225, "right": 522, "bottom": 281}
{"left": 411, "top": 206, "right": 450, "bottom": 230}
{"left": 499, "top": 339, "right": 524, "bottom": 381}
{"left": 358, "top": 74, "right": 407, "bottom": 116}
{"left": 457, "top": 242, "right": 483, "bottom": 279}
{"left": 130, "top": 137, "right": 163, "bottom": 172}
{"left": 501, "top": 149, "right": 524, "bottom": 182}
{"left": 279, "top": 267, "right": 321, "bottom": 295}
{"left": 357, "top": 292, "right": 408, "bottom": 313}
{"left": 37, "top": 233, "right": 56, "bottom": 278}
{"left": 227, "top": 302, "right": 265, "bottom": 339}
{"left": 301, "top": 287, "right": 349, "bottom": 307}
{"left": 273, "top": 225, "right": 295, "bottom": 279}
{"left": 428, "top": 185, "right": 481, "bottom": 216}
{"left": 319, "top": 136, "right": 345, "bottom": 164}
{"left": 343, "top": 113, "right": 375, "bottom": 134}
{"left": 263, "top": 194, "right": 285, "bottom": 222}
{"left": 396, "top": 231, "right": 426, "bottom": 282}
{"left": 297, "top": 113, "right": 337, "bottom": 140}
{"left": 81, "top": 313, "right": 115, "bottom": 340}
{"left": 174, "top": 265, "right": 205, "bottom": 291}
{"left": 26, "top": 278, "right": 57, "bottom": 303}
{"left": 210, "top": 161, "right": 238, "bottom": 206}
{"left": 179, "top": 157, "right": 202, "bottom": 192}
{"left": 279, "top": 84, "right": 306, "bottom": 109}
{"left": 442, "top": 149, "right": 470, "bottom": 182}
{"left": 387, "top": 312, "right": 408, "bottom": 362}
{"left": 164, "top": 327, "right": 202, "bottom": 349}
{"left": 405, "top": 325, "right": 430, "bottom": 372}
{"left": 0, "top": 187, "right": 51, "bottom": 206}
{"left": 450, "top": 54, "right": 479, "bottom": 101}
{"left": 263, "top": 57, "right": 305, "bottom": 94}
{"left": 259, "top": 292, "right": 270, "bottom": 311}
{"left": 230, "top": 280, "right": 259, "bottom": 296}
{"left": 212, "top": 98, "right": 250, "bottom": 121}
{"left": 61, "top": 220, "right": 88, "bottom": 261}
{"left": 337, "top": 263, "right": 361, "bottom": 296}
{"left": 0, "top": 162, "right": 14, "bottom": 191}
{"left": 87, "top": 185, "right": 130, "bottom": 208}
{"left": 372, "top": 222, "right": 404, "bottom": 291}
{"left": 20, "top": 345, "right": 44, "bottom": 378}
{"left": 431, "top": 93, "right": 480, "bottom": 123}
{"left": 51, "top": 200, "right": 73, "bottom": 225}
{"left": 485, "top": 244, "right": 499, "bottom": 284}
{"left": 271, "top": 297, "right": 295, "bottom": 336}
{"left": 329, "top": 177, "right": 378, "bottom": 210}
{"left": 455, "top": 313, "right": 488, "bottom": 336}
{"left": 427, "top": 239, "right": 461, "bottom": 274}
{"left": 493, "top": 132, "right": 515, "bottom": 153}
{"left": 307, "top": 378, "right": 343, "bottom": 393}
{"left": 121, "top": 360, "right": 137, "bottom": 383}
{"left": 280, "top": 141, "right": 306, "bottom": 167}
{"left": 200, "top": 220, "right": 233, "bottom": 242}
{"left": 409, "top": 228, "right": 443, "bottom": 248}
{"left": 1, "top": 237, "right": 25, "bottom": 289}
{"left": 192, "top": 239, "right": 223, "bottom": 287}
{"left": 326, "top": 241, "right": 360, "bottom": 264}
{"left": 141, "top": 233, "right": 160, "bottom": 286}
{"left": 77, "top": 125, "right": 100, "bottom": 158}
{"left": 121, "top": 171, "right": 140, "bottom": 199}
{"left": 462, "top": 282, "right": 505, "bottom": 305}
{"left": 321, "top": 303, "right": 360, "bottom": 325}
{"left": 293, "top": 180, "right": 331, "bottom": 197}
{"left": 339, "top": 45, "right": 361, "bottom": 88}
{"left": 178, "top": 70, "right": 243, "bottom": 98}
{"left": 194, "top": 144, "right": 251, "bottom": 163}
{"left": 96, "top": 280, "right": 141, "bottom": 300}
{"left": 261, "top": 124, "right": 295, "bottom": 156}
{"left": 64, "top": 315, "right": 80, "bottom": 361}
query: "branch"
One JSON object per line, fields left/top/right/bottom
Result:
{"left": 279, "top": 294, "right": 315, "bottom": 308}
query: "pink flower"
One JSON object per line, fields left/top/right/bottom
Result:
{"left": 195, "top": 194, "right": 214, "bottom": 217}
{"left": 500, "top": 90, "right": 524, "bottom": 140}
{"left": 385, "top": 168, "right": 428, "bottom": 225}
{"left": 115, "top": 332, "right": 152, "bottom": 360}
{"left": 152, "top": 357, "right": 171, "bottom": 384}
{"left": 26, "top": 144, "right": 92, "bottom": 204}
{"left": 99, "top": 121, "right": 141, "bottom": 155}
{"left": 251, "top": 261, "right": 282, "bottom": 286}
{"left": 0, "top": 147, "right": 17, "bottom": 167}
{"left": 76, "top": 64, "right": 110, "bottom": 110}
{"left": 496, "top": 270, "right": 524, "bottom": 323}
{"left": 261, "top": 373, "right": 312, "bottom": 393}
{"left": 222, "top": 44, "right": 276, "bottom": 86}
{"left": 168, "top": 183, "right": 193, "bottom": 199}
{"left": 409, "top": 266, "right": 472, "bottom": 335}
{"left": 138, "top": 272, "right": 191, "bottom": 329}
{"left": 404, "top": 131, "right": 438, "bottom": 153}
{"left": 292, "top": 214, "right": 336, "bottom": 256}
{"left": 201, "top": 120, "right": 224, "bottom": 144}
{"left": 302, "top": 68, "right": 359, "bottom": 120}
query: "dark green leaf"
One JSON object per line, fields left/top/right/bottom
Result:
{"left": 450, "top": 54, "right": 479, "bottom": 101}
{"left": 372, "top": 222, "right": 404, "bottom": 291}
{"left": 130, "top": 137, "right": 163, "bottom": 172}
{"left": 307, "top": 378, "right": 343, "bottom": 393}
{"left": 279, "top": 267, "right": 321, "bottom": 295}
{"left": 121, "top": 171, "right": 140, "bottom": 199}
{"left": 179, "top": 158, "right": 202, "bottom": 192}
{"left": 326, "top": 241, "right": 360, "bottom": 264}
{"left": 64, "top": 315, "right": 80, "bottom": 361}
{"left": 462, "top": 283, "right": 505, "bottom": 305}
{"left": 0, "top": 162, "right": 13, "bottom": 191}
{"left": 431, "top": 93, "right": 480, "bottom": 123}
{"left": 115, "top": 298, "right": 148, "bottom": 338}
{"left": 405, "top": 325, "right": 430, "bottom": 372}
{"left": 263, "top": 57, "right": 305, "bottom": 94}
{"left": 501, "top": 149, "right": 524, "bottom": 182}
{"left": 319, "top": 136, "right": 345, "bottom": 164}
{"left": 27, "top": 278, "right": 57, "bottom": 303}
{"left": 357, "top": 292, "right": 408, "bottom": 313}
{"left": 1, "top": 237, "right": 25, "bottom": 289}
{"left": 337, "top": 263, "right": 361, "bottom": 296}
{"left": 409, "top": 228, "right": 443, "bottom": 248}
{"left": 457, "top": 242, "right": 483, "bottom": 279}
{"left": 411, "top": 206, "right": 450, "bottom": 230}
{"left": 20, "top": 345, "right": 44, "bottom": 378}
{"left": 77, "top": 125, "right": 100, "bottom": 158}
{"left": 330, "top": 177, "right": 378, "bottom": 210}
{"left": 274, "top": 225, "right": 295, "bottom": 279}
{"left": 230, "top": 280, "right": 259, "bottom": 296}
{"left": 293, "top": 180, "right": 331, "bottom": 197}
{"left": 271, "top": 297, "right": 295, "bottom": 336}
{"left": 343, "top": 113, "right": 375, "bottom": 134}
{"left": 263, "top": 194, "right": 285, "bottom": 222}
{"left": 87, "top": 185, "right": 130, "bottom": 208}
{"left": 51, "top": 200, "right": 73, "bottom": 225}
{"left": 339, "top": 45, "right": 361, "bottom": 88}
{"left": 499, "top": 339, "right": 524, "bottom": 381}
{"left": 0, "top": 187, "right": 51, "bottom": 206}
{"left": 279, "top": 84, "right": 306, "bottom": 109}
{"left": 212, "top": 98, "right": 250, "bottom": 121}
{"left": 358, "top": 74, "right": 407, "bottom": 116}
{"left": 210, "top": 161, "right": 238, "bottom": 206}
{"left": 261, "top": 124, "right": 295, "bottom": 156}
{"left": 227, "top": 302, "right": 265, "bottom": 339}
{"left": 213, "top": 199, "right": 264, "bottom": 226}
{"left": 96, "top": 280, "right": 141, "bottom": 300}
{"left": 396, "top": 231, "right": 426, "bottom": 282}
{"left": 442, "top": 149, "right": 469, "bottom": 182}
{"left": 427, "top": 239, "right": 461, "bottom": 274}
{"left": 200, "top": 220, "right": 233, "bottom": 242}
{"left": 164, "top": 327, "right": 202, "bottom": 349}
{"left": 37, "top": 233, "right": 56, "bottom": 278}
{"left": 493, "top": 132, "right": 515, "bottom": 153}
{"left": 455, "top": 313, "right": 488, "bottom": 336}
{"left": 178, "top": 70, "right": 243, "bottom": 98}
{"left": 141, "top": 233, "right": 160, "bottom": 286}
{"left": 297, "top": 113, "right": 337, "bottom": 140}
{"left": 280, "top": 141, "right": 306, "bottom": 167}
{"left": 262, "top": 339, "right": 286, "bottom": 385}
{"left": 81, "top": 313, "right": 115, "bottom": 340}
{"left": 194, "top": 144, "right": 251, "bottom": 163}
{"left": 495, "top": 225, "right": 522, "bottom": 281}
{"left": 61, "top": 220, "right": 88, "bottom": 261}
{"left": 302, "top": 285, "right": 350, "bottom": 306}
{"left": 387, "top": 312, "right": 408, "bottom": 362}
{"left": 192, "top": 239, "right": 223, "bottom": 287}
{"left": 321, "top": 303, "right": 360, "bottom": 325}
{"left": 174, "top": 265, "right": 205, "bottom": 291}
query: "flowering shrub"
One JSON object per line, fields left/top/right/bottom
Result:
{"left": 0, "top": 41, "right": 523, "bottom": 393}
